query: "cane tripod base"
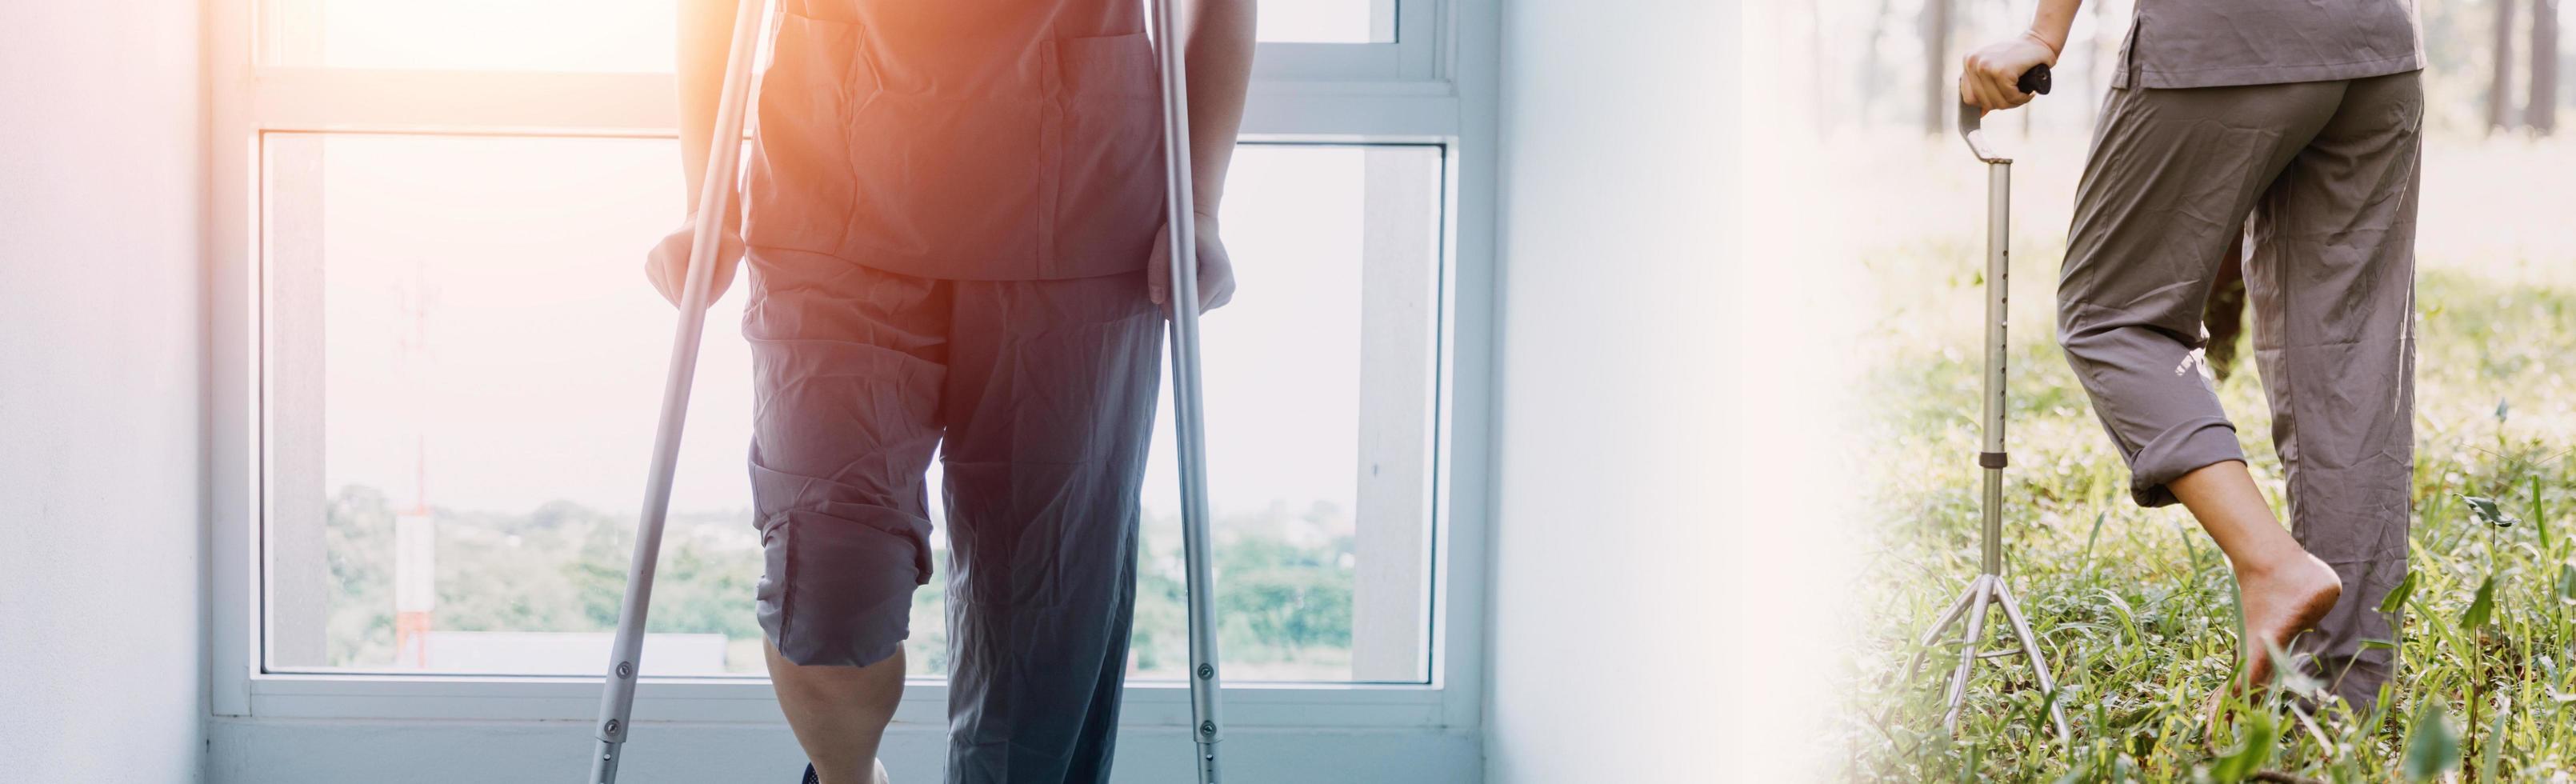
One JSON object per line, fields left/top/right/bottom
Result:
{"left": 1901, "top": 573, "right": 2073, "bottom": 743}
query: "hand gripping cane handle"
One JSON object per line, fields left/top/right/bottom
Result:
{"left": 1958, "top": 64, "right": 2050, "bottom": 163}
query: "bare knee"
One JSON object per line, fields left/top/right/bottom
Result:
{"left": 766, "top": 639, "right": 906, "bottom": 713}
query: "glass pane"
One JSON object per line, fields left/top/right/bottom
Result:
{"left": 1134, "top": 145, "right": 1442, "bottom": 683}
{"left": 262, "top": 134, "right": 1441, "bottom": 683}
{"left": 262, "top": 0, "right": 682, "bottom": 73}
{"left": 1258, "top": 0, "right": 1398, "bottom": 44}
{"left": 260, "top": 0, "right": 1395, "bottom": 72}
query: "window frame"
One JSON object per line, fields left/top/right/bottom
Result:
{"left": 205, "top": 0, "right": 1500, "bottom": 735}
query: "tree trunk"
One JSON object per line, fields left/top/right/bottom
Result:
{"left": 2495, "top": 0, "right": 2521, "bottom": 133}
{"left": 2534, "top": 0, "right": 2562, "bottom": 134}
{"left": 1808, "top": 2, "right": 1831, "bottom": 130}
{"left": 1862, "top": 0, "right": 1892, "bottom": 126}
{"left": 2086, "top": 0, "right": 2107, "bottom": 129}
{"left": 1924, "top": 0, "right": 1952, "bottom": 135}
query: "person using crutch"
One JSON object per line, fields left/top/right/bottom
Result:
{"left": 643, "top": 1, "right": 1254, "bottom": 781}
{"left": 1962, "top": 0, "right": 2424, "bottom": 721}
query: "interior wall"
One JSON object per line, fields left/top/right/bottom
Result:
{"left": 1486, "top": 1, "right": 1738, "bottom": 782}
{"left": 0, "top": 2, "right": 208, "bottom": 782}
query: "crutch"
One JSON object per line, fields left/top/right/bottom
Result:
{"left": 589, "top": 0, "right": 770, "bottom": 781}
{"left": 1895, "top": 62, "right": 2072, "bottom": 745}
{"left": 1147, "top": 0, "right": 1228, "bottom": 780}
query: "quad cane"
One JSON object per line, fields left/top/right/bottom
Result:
{"left": 1147, "top": 0, "right": 1229, "bottom": 779}
{"left": 1898, "top": 63, "right": 2073, "bottom": 745}
{"left": 589, "top": 0, "right": 770, "bottom": 781}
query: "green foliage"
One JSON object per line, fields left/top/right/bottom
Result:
{"left": 2462, "top": 495, "right": 2521, "bottom": 529}
{"left": 322, "top": 486, "right": 397, "bottom": 665}
{"left": 318, "top": 488, "right": 1362, "bottom": 678}
{"left": 2206, "top": 708, "right": 2276, "bottom": 782}
{"left": 2402, "top": 699, "right": 2458, "bottom": 782}
{"left": 2382, "top": 569, "right": 2420, "bottom": 615}
{"left": 1134, "top": 501, "right": 1363, "bottom": 679}
{"left": 1217, "top": 534, "right": 1356, "bottom": 650}
{"left": 2461, "top": 575, "right": 2497, "bottom": 631}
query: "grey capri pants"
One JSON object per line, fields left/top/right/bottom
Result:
{"left": 2056, "top": 70, "right": 2423, "bottom": 710}
{"left": 742, "top": 247, "right": 1164, "bottom": 783}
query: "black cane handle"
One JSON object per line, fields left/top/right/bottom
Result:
{"left": 2018, "top": 63, "right": 2053, "bottom": 96}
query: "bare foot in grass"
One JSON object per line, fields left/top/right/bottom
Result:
{"left": 2235, "top": 553, "right": 2340, "bottom": 689}
{"left": 2203, "top": 552, "right": 2341, "bottom": 733}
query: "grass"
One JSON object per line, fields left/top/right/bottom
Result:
{"left": 1836, "top": 241, "right": 2576, "bottom": 782}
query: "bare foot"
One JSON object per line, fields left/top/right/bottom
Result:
{"left": 2200, "top": 554, "right": 2338, "bottom": 736}
{"left": 2235, "top": 553, "right": 2341, "bottom": 688}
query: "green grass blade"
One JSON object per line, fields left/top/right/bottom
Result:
{"left": 2382, "top": 570, "right": 2419, "bottom": 615}
{"left": 2461, "top": 574, "right": 2497, "bottom": 631}
{"left": 2402, "top": 699, "right": 2459, "bottom": 782}
{"left": 2478, "top": 708, "right": 2508, "bottom": 782}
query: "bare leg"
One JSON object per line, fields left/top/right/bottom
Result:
{"left": 766, "top": 639, "right": 902, "bottom": 784}
{"left": 2167, "top": 460, "right": 2341, "bottom": 702}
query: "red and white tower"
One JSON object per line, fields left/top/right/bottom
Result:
{"left": 392, "top": 260, "right": 438, "bottom": 668}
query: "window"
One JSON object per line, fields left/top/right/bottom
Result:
{"left": 260, "top": 135, "right": 1442, "bottom": 685}
{"left": 258, "top": 0, "right": 1418, "bottom": 74}
{"left": 212, "top": 0, "right": 1486, "bottom": 730}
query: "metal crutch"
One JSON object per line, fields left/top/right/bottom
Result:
{"left": 1895, "top": 63, "right": 2072, "bottom": 746}
{"left": 1147, "top": 0, "right": 1227, "bottom": 781}
{"left": 590, "top": 0, "right": 770, "bottom": 780}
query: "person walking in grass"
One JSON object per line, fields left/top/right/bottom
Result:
{"left": 1961, "top": 0, "right": 2425, "bottom": 721}
{"left": 645, "top": 1, "right": 1254, "bottom": 781}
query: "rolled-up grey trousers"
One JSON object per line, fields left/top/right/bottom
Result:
{"left": 2057, "top": 70, "right": 2422, "bottom": 710}
{"left": 742, "top": 248, "right": 1165, "bottom": 783}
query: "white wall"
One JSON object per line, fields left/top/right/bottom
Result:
{"left": 0, "top": 2, "right": 208, "bottom": 782}
{"left": 1485, "top": 1, "right": 1741, "bottom": 782}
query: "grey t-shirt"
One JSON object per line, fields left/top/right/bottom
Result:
{"left": 2111, "top": 0, "right": 2424, "bottom": 89}
{"left": 744, "top": 0, "right": 1166, "bottom": 282}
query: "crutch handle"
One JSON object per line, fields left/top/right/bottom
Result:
{"left": 1957, "top": 64, "right": 2050, "bottom": 164}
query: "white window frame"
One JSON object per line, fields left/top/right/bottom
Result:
{"left": 205, "top": 0, "right": 1502, "bottom": 738}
